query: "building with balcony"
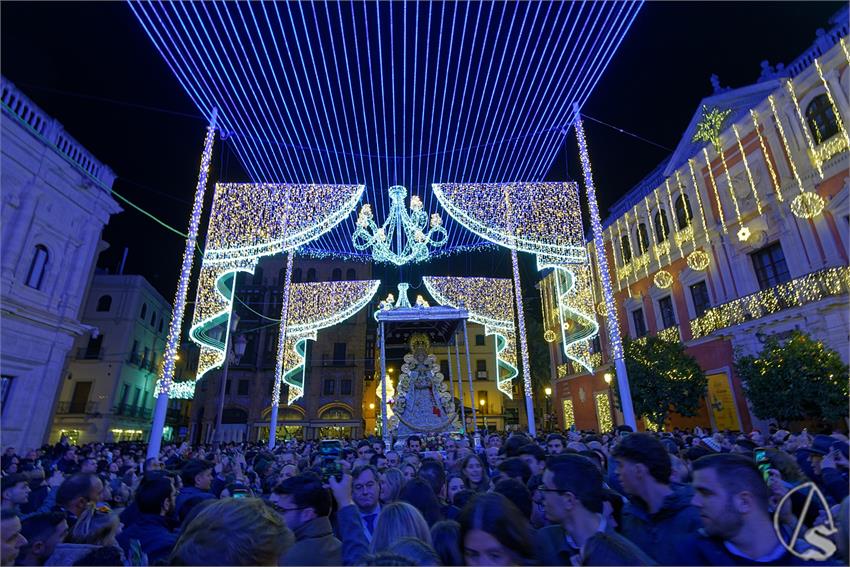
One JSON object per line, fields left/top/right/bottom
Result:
{"left": 49, "top": 274, "right": 180, "bottom": 444}
{"left": 190, "top": 256, "right": 375, "bottom": 442}
{"left": 1, "top": 77, "right": 121, "bottom": 451}
{"left": 549, "top": 9, "right": 849, "bottom": 433}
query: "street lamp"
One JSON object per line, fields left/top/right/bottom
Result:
{"left": 479, "top": 398, "right": 487, "bottom": 431}
{"left": 544, "top": 387, "right": 552, "bottom": 432}
{"left": 604, "top": 372, "right": 612, "bottom": 385}
{"left": 212, "top": 315, "right": 247, "bottom": 446}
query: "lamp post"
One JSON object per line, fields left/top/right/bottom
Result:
{"left": 212, "top": 315, "right": 247, "bottom": 447}
{"left": 544, "top": 387, "right": 552, "bottom": 432}
{"left": 479, "top": 398, "right": 487, "bottom": 432}
{"left": 603, "top": 372, "right": 615, "bottom": 428}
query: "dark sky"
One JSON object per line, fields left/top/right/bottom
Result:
{"left": 1, "top": 1, "right": 842, "bottom": 298}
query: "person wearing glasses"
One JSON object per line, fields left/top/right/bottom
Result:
{"left": 536, "top": 454, "right": 653, "bottom": 566}
{"left": 272, "top": 473, "right": 341, "bottom": 566}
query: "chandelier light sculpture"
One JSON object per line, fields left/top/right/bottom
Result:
{"left": 353, "top": 186, "right": 448, "bottom": 265}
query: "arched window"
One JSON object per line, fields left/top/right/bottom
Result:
{"left": 293, "top": 268, "right": 302, "bottom": 283}
{"left": 806, "top": 94, "right": 839, "bottom": 144}
{"left": 25, "top": 245, "right": 48, "bottom": 289}
{"left": 96, "top": 295, "right": 112, "bottom": 312}
{"left": 346, "top": 268, "right": 356, "bottom": 281}
{"left": 620, "top": 236, "right": 632, "bottom": 264}
{"left": 320, "top": 407, "right": 353, "bottom": 420}
{"left": 140, "top": 303, "right": 148, "bottom": 320}
{"left": 158, "top": 318, "right": 164, "bottom": 333}
{"left": 654, "top": 209, "right": 670, "bottom": 243}
{"left": 674, "top": 194, "right": 693, "bottom": 229}
{"left": 150, "top": 311, "right": 156, "bottom": 326}
{"left": 306, "top": 268, "right": 317, "bottom": 282}
{"left": 332, "top": 268, "right": 342, "bottom": 281}
{"left": 636, "top": 224, "right": 649, "bottom": 255}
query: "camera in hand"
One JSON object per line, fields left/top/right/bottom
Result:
{"left": 319, "top": 439, "right": 343, "bottom": 483}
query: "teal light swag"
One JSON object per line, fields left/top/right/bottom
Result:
{"left": 186, "top": 183, "right": 365, "bottom": 392}
{"left": 423, "top": 277, "right": 518, "bottom": 398}
{"left": 431, "top": 181, "right": 599, "bottom": 376}
{"left": 278, "top": 280, "right": 381, "bottom": 404}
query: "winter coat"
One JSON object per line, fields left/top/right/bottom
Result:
{"left": 281, "top": 516, "right": 343, "bottom": 566}
{"left": 117, "top": 513, "right": 178, "bottom": 566}
{"left": 174, "top": 486, "right": 215, "bottom": 518}
{"left": 45, "top": 543, "right": 126, "bottom": 566}
{"left": 619, "top": 483, "right": 702, "bottom": 565}
{"left": 534, "top": 521, "right": 656, "bottom": 566}
{"left": 672, "top": 530, "right": 840, "bottom": 566}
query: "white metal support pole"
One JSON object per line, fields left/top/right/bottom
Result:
{"left": 269, "top": 250, "right": 295, "bottom": 449}
{"left": 461, "top": 319, "right": 478, "bottom": 432}
{"left": 573, "top": 105, "right": 637, "bottom": 429}
{"left": 148, "top": 109, "right": 218, "bottom": 460}
{"left": 446, "top": 344, "right": 456, "bottom": 426}
{"left": 379, "top": 321, "right": 390, "bottom": 450}
{"left": 213, "top": 310, "right": 239, "bottom": 447}
{"left": 454, "top": 332, "right": 466, "bottom": 433}
{"left": 511, "top": 249, "right": 536, "bottom": 437}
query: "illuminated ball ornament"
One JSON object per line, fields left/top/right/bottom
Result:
{"left": 737, "top": 226, "right": 751, "bottom": 242}
{"left": 791, "top": 192, "right": 826, "bottom": 219}
{"left": 653, "top": 270, "right": 674, "bottom": 289}
{"left": 544, "top": 329, "right": 557, "bottom": 343}
{"left": 687, "top": 250, "right": 710, "bottom": 271}
{"left": 596, "top": 301, "right": 607, "bottom": 317}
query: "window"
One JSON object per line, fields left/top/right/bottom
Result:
{"left": 132, "top": 387, "right": 142, "bottom": 409}
{"left": 158, "top": 318, "right": 164, "bottom": 334}
{"left": 341, "top": 379, "right": 352, "bottom": 395}
{"left": 142, "top": 347, "right": 150, "bottom": 368}
{"left": 306, "top": 268, "right": 317, "bottom": 282}
{"left": 150, "top": 311, "right": 156, "bottom": 326}
{"left": 25, "top": 245, "right": 48, "bottom": 289}
{"left": 806, "top": 94, "right": 839, "bottom": 144}
{"left": 620, "top": 235, "right": 632, "bottom": 263}
{"left": 140, "top": 303, "right": 148, "bottom": 319}
{"left": 631, "top": 308, "right": 647, "bottom": 338}
{"left": 333, "top": 343, "right": 347, "bottom": 365}
{"left": 476, "top": 360, "right": 488, "bottom": 379}
{"left": 130, "top": 340, "right": 139, "bottom": 363}
{"left": 751, "top": 242, "right": 790, "bottom": 290}
{"left": 332, "top": 268, "right": 342, "bottom": 281}
{"left": 654, "top": 209, "right": 670, "bottom": 243}
{"left": 690, "top": 281, "right": 711, "bottom": 317}
{"left": 475, "top": 334, "right": 486, "bottom": 346}
{"left": 320, "top": 407, "right": 352, "bottom": 420}
{"left": 477, "top": 391, "right": 489, "bottom": 412}
{"left": 293, "top": 268, "right": 303, "bottom": 283}
{"left": 323, "top": 379, "right": 335, "bottom": 395}
{"left": 675, "top": 194, "right": 693, "bottom": 229}
{"left": 237, "top": 379, "right": 250, "bottom": 396}
{"left": 636, "top": 224, "right": 649, "bottom": 255}
{"left": 84, "top": 335, "right": 104, "bottom": 359}
{"left": 70, "top": 381, "right": 92, "bottom": 413}
{"left": 658, "top": 296, "right": 677, "bottom": 329}
{"left": 96, "top": 295, "right": 112, "bottom": 312}
{"left": 1, "top": 375, "right": 14, "bottom": 411}
{"left": 346, "top": 268, "right": 356, "bottom": 281}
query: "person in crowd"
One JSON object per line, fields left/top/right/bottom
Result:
{"left": 401, "top": 463, "right": 417, "bottom": 483}
{"left": 274, "top": 473, "right": 342, "bottom": 566}
{"left": 1, "top": 474, "right": 31, "bottom": 512}
{"left": 56, "top": 450, "right": 79, "bottom": 476}
{"left": 458, "top": 492, "right": 535, "bottom": 566}
{"left": 385, "top": 451, "right": 401, "bottom": 469}
{"left": 418, "top": 460, "right": 447, "bottom": 504}
{"left": 407, "top": 436, "right": 423, "bottom": 454}
{"left": 611, "top": 433, "right": 701, "bottom": 564}
{"left": 54, "top": 474, "right": 103, "bottom": 530}
{"left": 2, "top": 510, "right": 27, "bottom": 565}
{"left": 15, "top": 512, "right": 67, "bottom": 566}
{"left": 78, "top": 459, "right": 97, "bottom": 476}
{"left": 175, "top": 460, "right": 215, "bottom": 517}
{"left": 431, "top": 520, "right": 464, "bottom": 567}
{"left": 460, "top": 454, "right": 489, "bottom": 492}
{"left": 493, "top": 479, "right": 532, "bottom": 521}
{"left": 378, "top": 468, "right": 405, "bottom": 505}
{"left": 678, "top": 453, "right": 825, "bottom": 565}
{"left": 386, "top": 537, "right": 441, "bottom": 566}
{"left": 170, "top": 498, "right": 294, "bottom": 566}
{"left": 116, "top": 475, "right": 178, "bottom": 565}
{"left": 45, "top": 505, "right": 124, "bottom": 566}
{"left": 537, "top": 454, "right": 653, "bottom": 566}
{"left": 351, "top": 465, "right": 382, "bottom": 542}
{"left": 370, "top": 502, "right": 432, "bottom": 554}
{"left": 546, "top": 434, "right": 567, "bottom": 455}
{"left": 357, "top": 442, "right": 376, "bottom": 463}
{"left": 802, "top": 435, "right": 849, "bottom": 505}
{"left": 369, "top": 453, "right": 388, "bottom": 471}
{"left": 517, "top": 444, "right": 546, "bottom": 477}
{"left": 496, "top": 458, "right": 532, "bottom": 486}
{"left": 398, "top": 478, "right": 443, "bottom": 526}
{"left": 484, "top": 447, "right": 502, "bottom": 478}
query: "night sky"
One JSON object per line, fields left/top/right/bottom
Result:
{"left": 1, "top": 1, "right": 842, "bottom": 298}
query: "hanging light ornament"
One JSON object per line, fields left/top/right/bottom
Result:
{"left": 353, "top": 186, "right": 448, "bottom": 265}
{"left": 687, "top": 250, "right": 711, "bottom": 271}
{"left": 790, "top": 192, "right": 827, "bottom": 219}
{"left": 653, "top": 270, "right": 674, "bottom": 289}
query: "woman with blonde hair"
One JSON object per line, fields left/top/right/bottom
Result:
{"left": 370, "top": 501, "right": 431, "bottom": 554}
{"left": 379, "top": 467, "right": 406, "bottom": 504}
{"left": 68, "top": 504, "right": 122, "bottom": 546}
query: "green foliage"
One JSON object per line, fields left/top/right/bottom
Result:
{"left": 613, "top": 336, "right": 707, "bottom": 429}
{"left": 737, "top": 331, "right": 849, "bottom": 425}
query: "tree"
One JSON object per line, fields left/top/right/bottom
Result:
{"left": 613, "top": 336, "right": 707, "bottom": 430}
{"left": 737, "top": 331, "right": 848, "bottom": 426}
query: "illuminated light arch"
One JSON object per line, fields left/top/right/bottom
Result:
{"left": 423, "top": 276, "right": 517, "bottom": 398}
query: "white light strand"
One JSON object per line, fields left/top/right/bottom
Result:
{"left": 272, "top": 251, "right": 295, "bottom": 409}
{"left": 785, "top": 79, "right": 824, "bottom": 179}
{"left": 731, "top": 124, "right": 764, "bottom": 215}
{"left": 511, "top": 248, "right": 535, "bottom": 435}
{"left": 702, "top": 148, "right": 729, "bottom": 234}
{"left": 814, "top": 59, "right": 850, "bottom": 148}
{"left": 749, "top": 110, "right": 784, "bottom": 203}
{"left": 663, "top": 178, "right": 684, "bottom": 257}
{"left": 684, "top": 162, "right": 710, "bottom": 235}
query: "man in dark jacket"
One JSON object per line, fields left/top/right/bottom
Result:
{"left": 611, "top": 433, "right": 702, "bottom": 565}
{"left": 174, "top": 460, "right": 215, "bottom": 517}
{"left": 117, "top": 476, "right": 178, "bottom": 565}
{"left": 274, "top": 473, "right": 342, "bottom": 565}
{"left": 536, "top": 454, "right": 655, "bottom": 566}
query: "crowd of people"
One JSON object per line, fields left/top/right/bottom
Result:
{"left": 1, "top": 424, "right": 848, "bottom": 566}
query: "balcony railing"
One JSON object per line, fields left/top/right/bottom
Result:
{"left": 113, "top": 404, "right": 152, "bottom": 419}
{"left": 657, "top": 325, "right": 681, "bottom": 343}
{"left": 690, "top": 266, "right": 850, "bottom": 339}
{"left": 56, "top": 401, "right": 99, "bottom": 414}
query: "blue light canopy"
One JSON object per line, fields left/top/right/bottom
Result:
{"left": 130, "top": 1, "right": 643, "bottom": 258}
